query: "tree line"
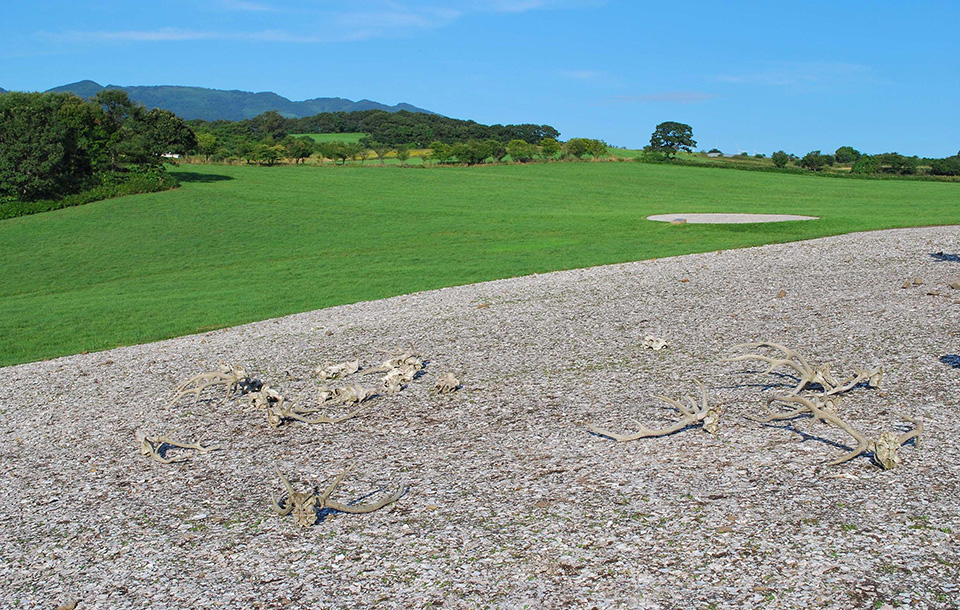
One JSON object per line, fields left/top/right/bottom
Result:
{"left": 188, "top": 109, "right": 560, "bottom": 157}
{"left": 0, "top": 90, "right": 196, "bottom": 204}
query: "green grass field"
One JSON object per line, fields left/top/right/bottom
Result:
{"left": 292, "top": 132, "right": 367, "bottom": 143}
{"left": 2, "top": 161, "right": 958, "bottom": 366}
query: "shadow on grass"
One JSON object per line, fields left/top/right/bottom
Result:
{"left": 930, "top": 252, "right": 960, "bottom": 263}
{"left": 169, "top": 171, "right": 235, "bottom": 184}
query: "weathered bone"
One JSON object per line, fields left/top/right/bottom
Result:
{"left": 588, "top": 380, "right": 722, "bottom": 441}
{"left": 722, "top": 342, "right": 882, "bottom": 396}
{"left": 271, "top": 464, "right": 404, "bottom": 527}
{"left": 381, "top": 370, "right": 404, "bottom": 395}
{"left": 329, "top": 384, "right": 377, "bottom": 406}
{"left": 135, "top": 429, "right": 219, "bottom": 464}
{"left": 751, "top": 394, "right": 921, "bottom": 469}
{"left": 642, "top": 336, "right": 668, "bottom": 351}
{"left": 363, "top": 351, "right": 423, "bottom": 376}
{"left": 316, "top": 359, "right": 360, "bottom": 381}
{"left": 250, "top": 385, "right": 362, "bottom": 427}
{"left": 433, "top": 372, "right": 460, "bottom": 395}
{"left": 170, "top": 362, "right": 248, "bottom": 406}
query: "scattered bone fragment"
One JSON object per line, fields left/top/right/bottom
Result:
{"left": 950, "top": 279, "right": 960, "bottom": 290}
{"left": 588, "top": 380, "right": 721, "bottom": 441}
{"left": 169, "top": 362, "right": 249, "bottom": 406}
{"left": 381, "top": 370, "right": 404, "bottom": 395}
{"left": 315, "top": 359, "right": 360, "bottom": 381}
{"left": 642, "top": 336, "right": 668, "bottom": 351}
{"left": 136, "top": 429, "right": 219, "bottom": 464}
{"left": 329, "top": 384, "right": 377, "bottom": 406}
{"left": 250, "top": 385, "right": 362, "bottom": 428}
{"left": 433, "top": 372, "right": 460, "bottom": 395}
{"left": 271, "top": 464, "right": 404, "bottom": 527}
{"left": 363, "top": 350, "right": 423, "bottom": 376}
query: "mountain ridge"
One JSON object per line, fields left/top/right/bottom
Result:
{"left": 40, "top": 80, "right": 437, "bottom": 121}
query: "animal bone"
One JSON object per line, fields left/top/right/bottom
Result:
{"left": 251, "top": 385, "right": 362, "bottom": 428}
{"left": 135, "top": 429, "right": 219, "bottom": 464}
{"left": 271, "top": 464, "right": 404, "bottom": 527}
{"left": 433, "top": 372, "right": 460, "bottom": 395}
{"left": 721, "top": 342, "right": 882, "bottom": 396}
{"left": 329, "top": 384, "right": 377, "bottom": 406}
{"left": 751, "top": 394, "right": 921, "bottom": 469}
{"left": 363, "top": 351, "right": 423, "bottom": 376}
{"left": 170, "top": 362, "right": 249, "bottom": 406}
{"left": 381, "top": 370, "right": 404, "bottom": 395}
{"left": 642, "top": 336, "right": 668, "bottom": 350}
{"left": 588, "top": 380, "right": 722, "bottom": 441}
{"left": 316, "top": 359, "right": 360, "bottom": 381}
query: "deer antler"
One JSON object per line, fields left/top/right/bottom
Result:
{"left": 588, "top": 380, "right": 723, "bottom": 441}
{"left": 136, "top": 430, "right": 219, "bottom": 464}
{"left": 752, "top": 395, "right": 921, "bottom": 469}
{"left": 170, "top": 362, "right": 248, "bottom": 406}
{"left": 272, "top": 464, "right": 404, "bottom": 526}
{"left": 722, "top": 342, "right": 881, "bottom": 396}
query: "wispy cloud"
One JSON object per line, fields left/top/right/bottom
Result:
{"left": 42, "top": 1, "right": 603, "bottom": 46}
{"left": 715, "top": 61, "right": 875, "bottom": 88}
{"left": 602, "top": 91, "right": 717, "bottom": 104}
{"left": 559, "top": 69, "right": 601, "bottom": 81}
{"left": 220, "top": 0, "right": 278, "bottom": 12}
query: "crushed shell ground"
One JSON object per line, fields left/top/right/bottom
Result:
{"left": 2, "top": 226, "right": 960, "bottom": 609}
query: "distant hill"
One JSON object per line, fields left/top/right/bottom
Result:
{"left": 0, "top": 87, "right": 7, "bottom": 94}
{"left": 43, "top": 80, "right": 436, "bottom": 121}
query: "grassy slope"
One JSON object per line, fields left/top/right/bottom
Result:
{"left": 2, "top": 162, "right": 958, "bottom": 366}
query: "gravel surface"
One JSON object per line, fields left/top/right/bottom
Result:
{"left": 2, "top": 226, "right": 959, "bottom": 609}
{"left": 647, "top": 213, "right": 819, "bottom": 224}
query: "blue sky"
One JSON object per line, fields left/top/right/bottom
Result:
{"left": 2, "top": 0, "right": 958, "bottom": 157}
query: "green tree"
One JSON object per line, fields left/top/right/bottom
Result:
{"left": 648, "top": 121, "right": 696, "bottom": 159}
{"left": 507, "top": 139, "right": 535, "bottom": 162}
{"left": 876, "top": 152, "right": 918, "bottom": 175}
{"left": 851, "top": 155, "right": 879, "bottom": 174}
{"left": 284, "top": 136, "right": 315, "bottom": 164}
{"left": 564, "top": 138, "right": 592, "bottom": 159}
{"left": 368, "top": 140, "right": 391, "bottom": 164}
{"left": 771, "top": 150, "right": 789, "bottom": 168}
{"left": 929, "top": 156, "right": 960, "bottom": 176}
{"left": 429, "top": 141, "right": 453, "bottom": 164}
{"left": 539, "top": 137, "right": 561, "bottom": 160}
{"left": 394, "top": 144, "right": 411, "bottom": 166}
{"left": 586, "top": 139, "right": 608, "bottom": 160}
{"left": 196, "top": 132, "right": 217, "bottom": 162}
{"left": 834, "top": 146, "right": 861, "bottom": 164}
{"left": 0, "top": 92, "right": 74, "bottom": 201}
{"left": 798, "top": 150, "right": 833, "bottom": 171}
{"left": 486, "top": 139, "right": 507, "bottom": 163}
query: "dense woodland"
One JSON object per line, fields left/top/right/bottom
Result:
{"left": 0, "top": 90, "right": 195, "bottom": 213}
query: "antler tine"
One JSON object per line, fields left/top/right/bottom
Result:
{"left": 326, "top": 484, "right": 405, "bottom": 514}
{"left": 318, "top": 461, "right": 357, "bottom": 504}
{"left": 895, "top": 414, "right": 923, "bottom": 448}
{"left": 588, "top": 386, "right": 709, "bottom": 442}
{"left": 803, "top": 399, "right": 873, "bottom": 466}
{"left": 746, "top": 394, "right": 816, "bottom": 423}
{"left": 271, "top": 466, "right": 296, "bottom": 515}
